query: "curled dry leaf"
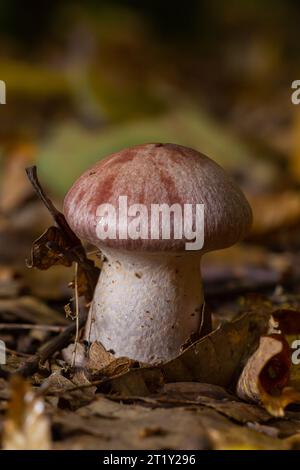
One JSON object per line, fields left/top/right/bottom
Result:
{"left": 236, "top": 334, "right": 300, "bottom": 417}
{"left": 237, "top": 305, "right": 300, "bottom": 417}
{"left": 26, "top": 166, "right": 100, "bottom": 302}
{"left": 3, "top": 376, "right": 51, "bottom": 450}
{"left": 28, "top": 228, "right": 98, "bottom": 302}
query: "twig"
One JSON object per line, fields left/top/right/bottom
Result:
{"left": 25, "top": 166, "right": 100, "bottom": 302}
{"left": 5, "top": 348, "right": 31, "bottom": 357}
{"left": 0, "top": 323, "right": 65, "bottom": 332}
{"left": 15, "top": 308, "right": 88, "bottom": 378}
{"left": 71, "top": 262, "right": 80, "bottom": 367}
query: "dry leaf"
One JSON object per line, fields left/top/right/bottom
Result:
{"left": 236, "top": 334, "right": 300, "bottom": 417}
{"left": 25, "top": 166, "right": 100, "bottom": 302}
{"left": 158, "top": 382, "right": 271, "bottom": 424}
{"left": 42, "top": 371, "right": 96, "bottom": 410}
{"left": 3, "top": 376, "right": 51, "bottom": 449}
{"left": 161, "top": 310, "right": 270, "bottom": 385}
{"left": 96, "top": 310, "right": 271, "bottom": 396}
{"left": 86, "top": 341, "right": 116, "bottom": 370}
{"left": 27, "top": 226, "right": 98, "bottom": 303}
{"left": 52, "top": 395, "right": 287, "bottom": 450}
{"left": 27, "top": 226, "right": 74, "bottom": 270}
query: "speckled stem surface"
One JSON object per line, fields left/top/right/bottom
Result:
{"left": 85, "top": 248, "right": 203, "bottom": 364}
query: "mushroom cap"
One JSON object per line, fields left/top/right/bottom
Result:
{"left": 64, "top": 143, "right": 252, "bottom": 252}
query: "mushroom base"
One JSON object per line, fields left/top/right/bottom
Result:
{"left": 85, "top": 248, "right": 204, "bottom": 364}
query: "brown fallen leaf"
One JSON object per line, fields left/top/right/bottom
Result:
{"left": 2, "top": 375, "right": 51, "bottom": 450}
{"left": 27, "top": 226, "right": 74, "bottom": 270}
{"left": 42, "top": 370, "right": 96, "bottom": 410}
{"left": 157, "top": 382, "right": 271, "bottom": 424}
{"left": 237, "top": 334, "right": 291, "bottom": 399}
{"left": 236, "top": 301, "right": 300, "bottom": 417}
{"left": 86, "top": 341, "right": 116, "bottom": 370}
{"left": 106, "top": 381, "right": 271, "bottom": 426}
{"left": 161, "top": 310, "right": 270, "bottom": 385}
{"left": 93, "top": 310, "right": 271, "bottom": 397}
{"left": 56, "top": 395, "right": 286, "bottom": 450}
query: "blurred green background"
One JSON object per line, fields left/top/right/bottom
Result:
{"left": 0, "top": 0, "right": 299, "bottom": 199}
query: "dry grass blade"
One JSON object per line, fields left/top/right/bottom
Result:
{"left": 71, "top": 262, "right": 80, "bottom": 368}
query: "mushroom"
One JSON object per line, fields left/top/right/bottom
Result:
{"left": 64, "top": 143, "right": 252, "bottom": 364}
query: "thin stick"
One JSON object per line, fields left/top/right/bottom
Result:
{"left": 71, "top": 262, "right": 80, "bottom": 368}
{"left": 6, "top": 348, "right": 31, "bottom": 357}
{"left": 0, "top": 324, "right": 65, "bottom": 332}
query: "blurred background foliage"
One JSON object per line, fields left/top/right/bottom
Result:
{"left": 0, "top": 0, "right": 299, "bottom": 197}
{"left": 1, "top": 0, "right": 300, "bottom": 266}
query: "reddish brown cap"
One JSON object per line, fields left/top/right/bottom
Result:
{"left": 64, "top": 143, "right": 252, "bottom": 251}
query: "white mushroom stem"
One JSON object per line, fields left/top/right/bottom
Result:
{"left": 85, "top": 247, "right": 204, "bottom": 364}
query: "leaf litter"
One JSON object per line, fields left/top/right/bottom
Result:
{"left": 2, "top": 169, "right": 300, "bottom": 449}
